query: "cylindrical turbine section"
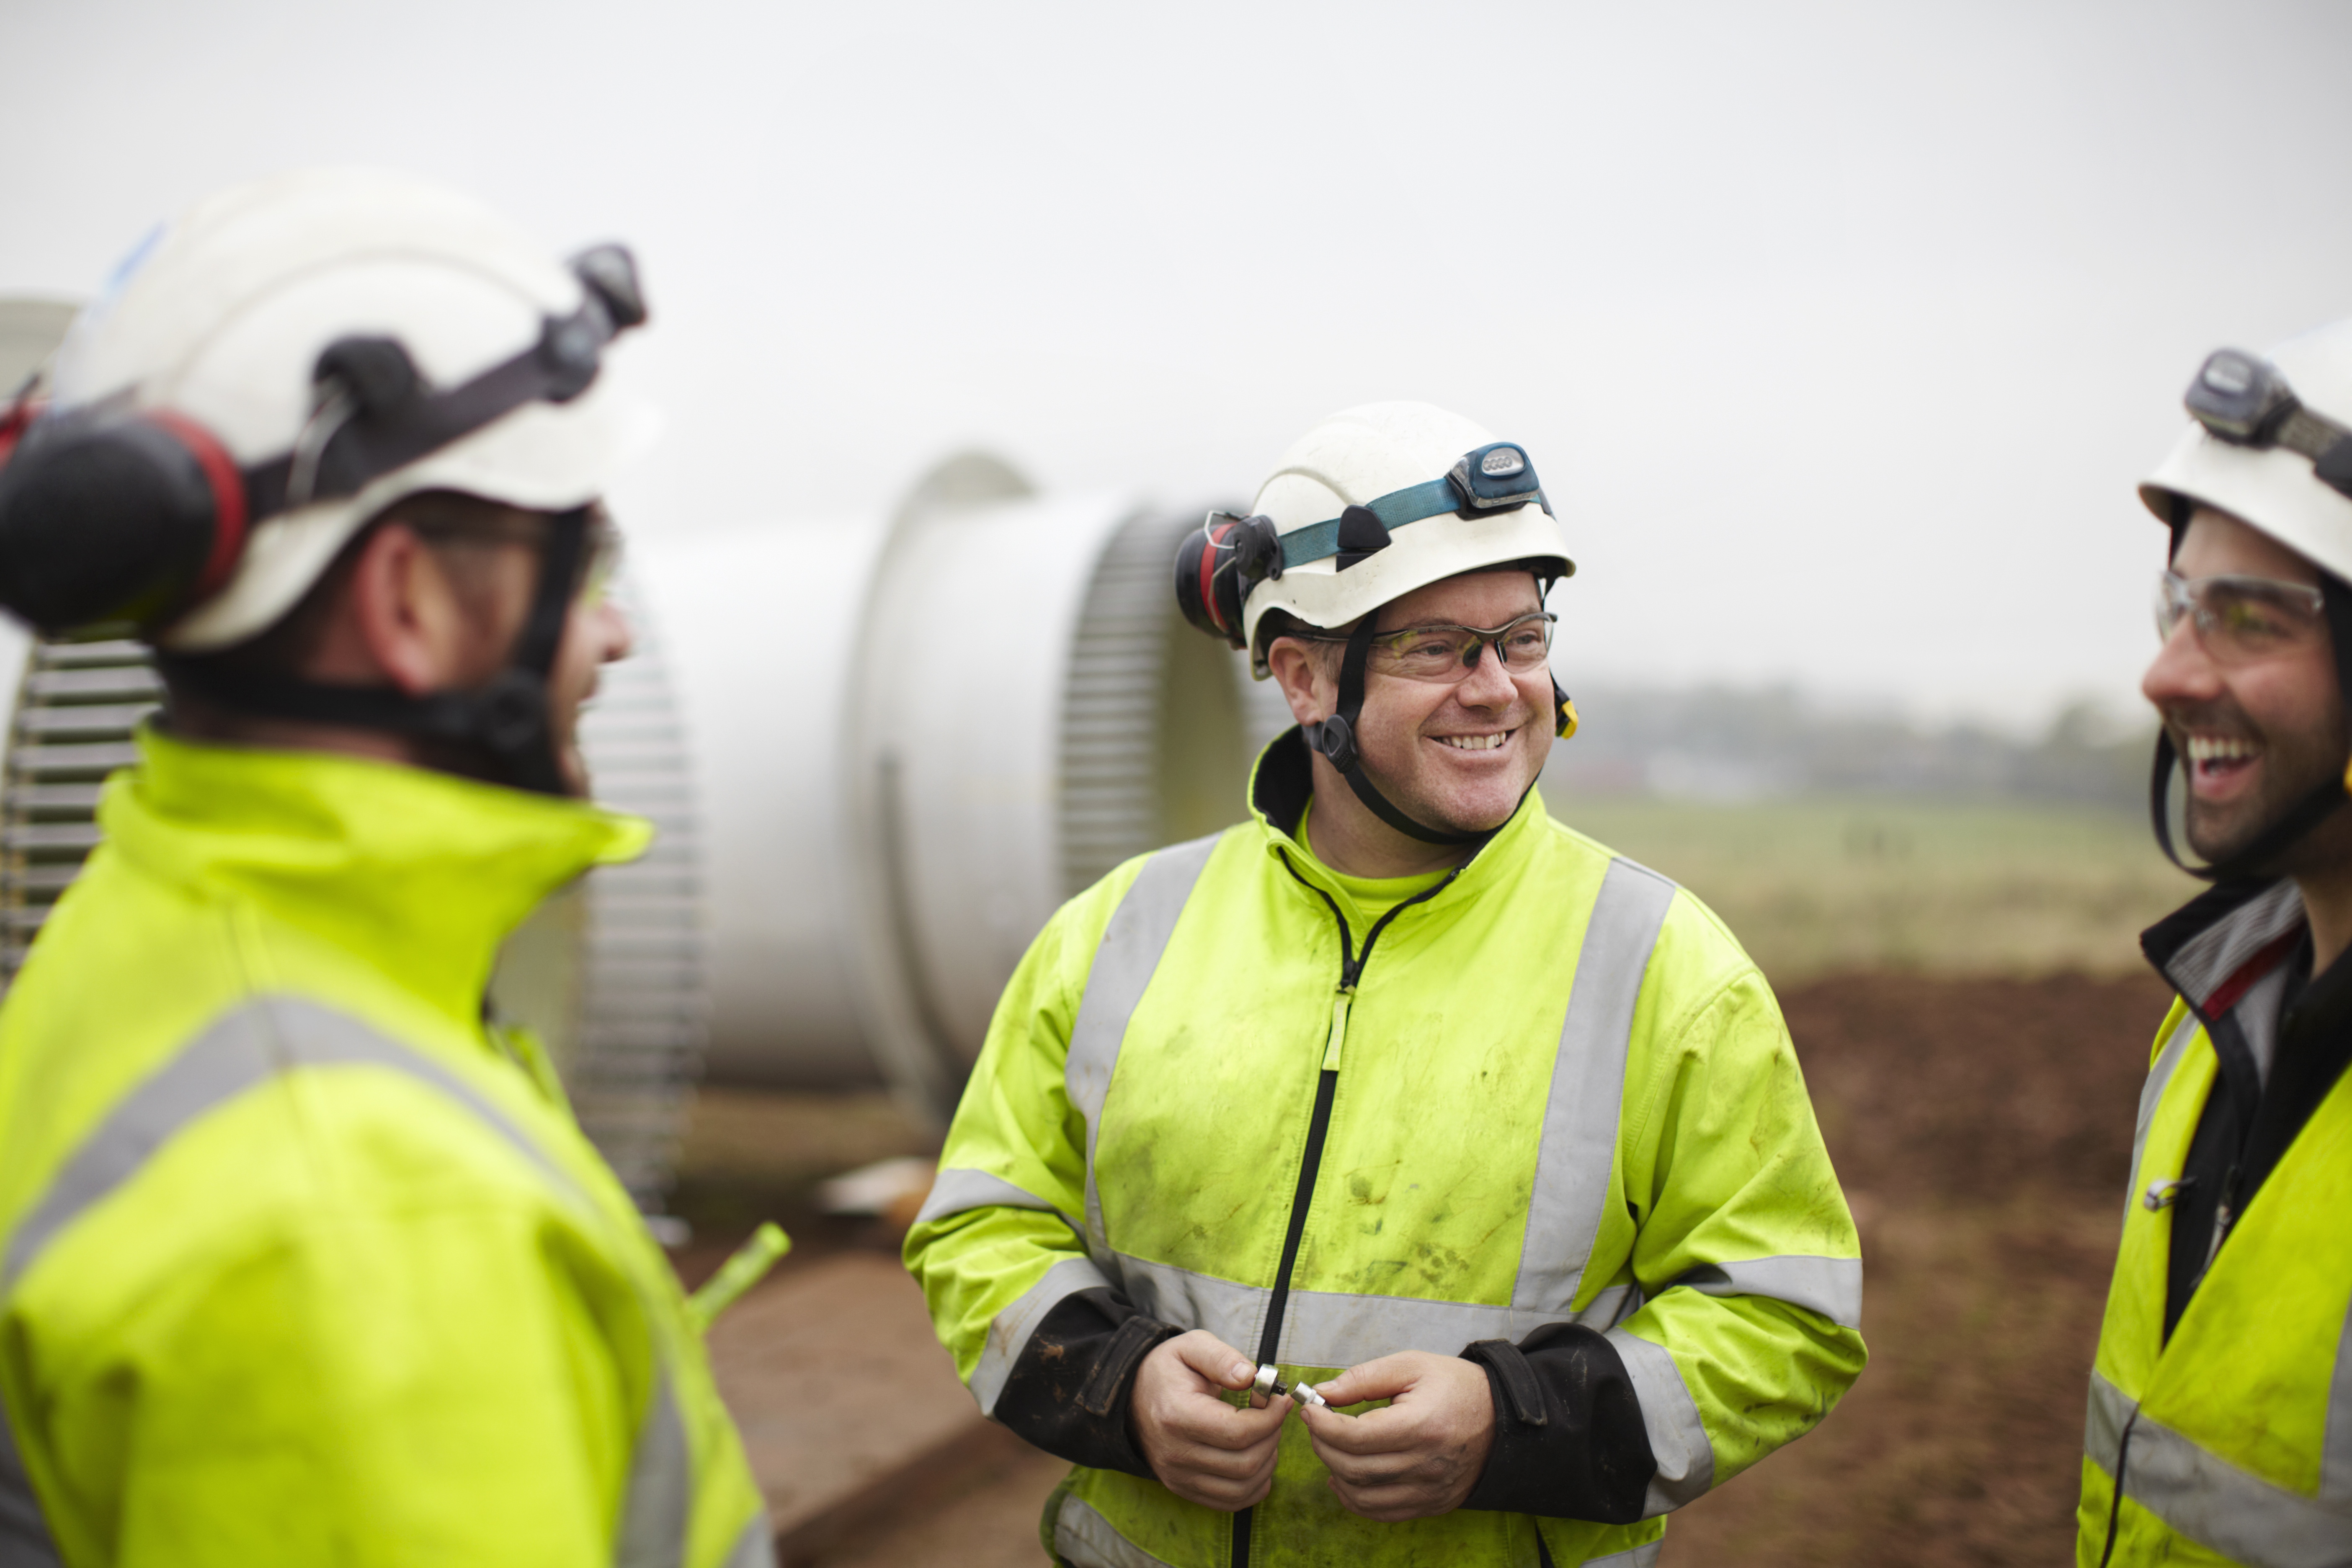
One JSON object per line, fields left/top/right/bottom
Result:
{"left": 637, "top": 454, "right": 1276, "bottom": 1124}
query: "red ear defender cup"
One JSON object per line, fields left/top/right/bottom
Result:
{"left": 1173, "top": 511, "right": 1282, "bottom": 650}
{"left": 0, "top": 408, "right": 237, "bottom": 633}
{"left": 1175, "top": 518, "right": 1244, "bottom": 646}
{"left": 0, "top": 397, "right": 39, "bottom": 470}
{"left": 144, "top": 410, "right": 249, "bottom": 604}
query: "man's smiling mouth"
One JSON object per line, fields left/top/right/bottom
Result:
{"left": 1435, "top": 730, "right": 1514, "bottom": 752}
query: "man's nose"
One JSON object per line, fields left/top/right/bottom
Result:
{"left": 2143, "top": 616, "right": 2220, "bottom": 709}
{"left": 596, "top": 599, "right": 636, "bottom": 666}
{"left": 1457, "top": 639, "right": 1521, "bottom": 706}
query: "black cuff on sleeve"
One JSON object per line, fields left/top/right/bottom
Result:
{"left": 988, "top": 1285, "right": 1180, "bottom": 1478}
{"left": 1459, "top": 1323, "right": 1655, "bottom": 1523}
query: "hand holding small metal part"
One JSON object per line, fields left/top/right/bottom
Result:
{"left": 1253, "top": 1364, "right": 1329, "bottom": 1408}
{"left": 1130, "top": 1332, "right": 1289, "bottom": 1511}
{"left": 1297, "top": 1351, "right": 1496, "bottom": 1522}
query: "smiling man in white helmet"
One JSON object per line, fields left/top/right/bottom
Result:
{"left": 0, "top": 170, "right": 769, "bottom": 1567}
{"left": 907, "top": 402, "right": 1865, "bottom": 1567}
{"left": 2080, "top": 325, "right": 2352, "bottom": 1566}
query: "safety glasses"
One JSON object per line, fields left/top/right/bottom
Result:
{"left": 2154, "top": 570, "right": 2326, "bottom": 665}
{"left": 1305, "top": 611, "right": 1556, "bottom": 683}
{"left": 410, "top": 505, "right": 623, "bottom": 605}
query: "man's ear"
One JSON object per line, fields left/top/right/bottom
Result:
{"left": 1266, "top": 637, "right": 1336, "bottom": 727}
{"left": 346, "top": 524, "right": 472, "bottom": 695}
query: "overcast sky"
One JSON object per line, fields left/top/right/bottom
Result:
{"left": 4, "top": 0, "right": 2349, "bottom": 728}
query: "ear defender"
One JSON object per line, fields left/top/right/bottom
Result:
{"left": 0, "top": 406, "right": 247, "bottom": 633}
{"left": 1554, "top": 681, "right": 1578, "bottom": 740}
{"left": 1174, "top": 511, "right": 1283, "bottom": 648}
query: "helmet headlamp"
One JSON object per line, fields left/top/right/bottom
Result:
{"left": 2184, "top": 347, "right": 2352, "bottom": 498}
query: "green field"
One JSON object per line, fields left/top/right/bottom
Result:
{"left": 1550, "top": 795, "right": 2196, "bottom": 983}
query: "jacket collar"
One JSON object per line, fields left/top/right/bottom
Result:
{"left": 2143, "top": 877, "right": 2308, "bottom": 1026}
{"left": 1246, "top": 727, "right": 1541, "bottom": 910}
{"left": 99, "top": 725, "right": 650, "bottom": 1026}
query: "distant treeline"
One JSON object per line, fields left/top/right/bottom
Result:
{"left": 1546, "top": 686, "right": 2153, "bottom": 808}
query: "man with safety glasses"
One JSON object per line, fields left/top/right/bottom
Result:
{"left": 2080, "top": 326, "right": 2352, "bottom": 1565}
{"left": 0, "top": 171, "right": 769, "bottom": 1566}
{"left": 908, "top": 402, "right": 1865, "bottom": 1567}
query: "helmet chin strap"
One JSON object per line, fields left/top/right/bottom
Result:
{"left": 158, "top": 507, "right": 590, "bottom": 797}
{"left": 2150, "top": 571, "right": 2352, "bottom": 882}
{"left": 1302, "top": 616, "right": 1521, "bottom": 848}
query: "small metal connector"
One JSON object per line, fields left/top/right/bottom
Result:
{"left": 1252, "top": 1364, "right": 1328, "bottom": 1408}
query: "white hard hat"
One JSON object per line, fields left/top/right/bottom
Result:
{"left": 1239, "top": 401, "right": 1572, "bottom": 669}
{"left": 2141, "top": 318, "right": 2352, "bottom": 580}
{"left": 43, "top": 167, "right": 655, "bottom": 650}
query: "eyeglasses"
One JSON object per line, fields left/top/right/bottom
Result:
{"left": 411, "top": 506, "right": 624, "bottom": 604}
{"left": 2153, "top": 570, "right": 2326, "bottom": 665}
{"left": 1305, "top": 611, "right": 1557, "bottom": 683}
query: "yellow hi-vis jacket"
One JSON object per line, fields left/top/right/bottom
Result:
{"left": 2081, "top": 879, "right": 2352, "bottom": 1565}
{"left": 907, "top": 735, "right": 1866, "bottom": 1568}
{"left": 0, "top": 729, "right": 769, "bottom": 1568}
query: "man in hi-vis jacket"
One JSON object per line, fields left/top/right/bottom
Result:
{"left": 2080, "top": 323, "right": 2352, "bottom": 1565}
{"left": 0, "top": 170, "right": 767, "bottom": 1567}
{"left": 908, "top": 402, "right": 1866, "bottom": 1567}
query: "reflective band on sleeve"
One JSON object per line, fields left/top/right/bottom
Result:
{"left": 3, "top": 997, "right": 586, "bottom": 1293}
{"left": 1578, "top": 1541, "right": 1662, "bottom": 1568}
{"left": 721, "top": 1511, "right": 777, "bottom": 1568}
{"left": 2131, "top": 1011, "right": 2203, "bottom": 1197}
{"left": 0, "top": 1397, "right": 61, "bottom": 1568}
{"left": 1669, "top": 1256, "right": 1864, "bottom": 1331}
{"left": 0, "top": 995, "right": 699, "bottom": 1568}
{"left": 912, "top": 1167, "right": 1072, "bottom": 1230}
{"left": 1514, "top": 859, "right": 1676, "bottom": 1316}
{"left": 1607, "top": 1327, "right": 1715, "bottom": 1516}
{"left": 1053, "top": 1491, "right": 1181, "bottom": 1568}
{"left": 1066, "top": 836, "right": 1219, "bottom": 1253}
{"left": 615, "top": 1367, "right": 691, "bottom": 1568}
{"left": 971, "top": 1255, "right": 1115, "bottom": 1417}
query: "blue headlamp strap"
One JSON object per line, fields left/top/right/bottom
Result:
{"left": 1276, "top": 441, "right": 1551, "bottom": 568}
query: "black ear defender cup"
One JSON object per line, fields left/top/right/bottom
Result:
{"left": 1174, "top": 511, "right": 1282, "bottom": 648}
{"left": 1554, "top": 680, "right": 1578, "bottom": 740}
{"left": 0, "top": 406, "right": 251, "bottom": 633}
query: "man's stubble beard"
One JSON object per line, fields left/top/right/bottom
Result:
{"left": 2183, "top": 699, "right": 2352, "bottom": 871}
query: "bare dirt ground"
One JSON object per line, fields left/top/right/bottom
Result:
{"left": 1656, "top": 970, "right": 2167, "bottom": 1566}
{"left": 685, "top": 969, "right": 2173, "bottom": 1566}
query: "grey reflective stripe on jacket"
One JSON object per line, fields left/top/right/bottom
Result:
{"left": 2086, "top": 1371, "right": 2352, "bottom": 1567}
{"left": 1515, "top": 859, "right": 1676, "bottom": 1319}
{"left": 1066, "top": 835, "right": 1222, "bottom": 1252}
{"left": 0, "top": 995, "right": 737, "bottom": 1568}
{"left": 2130, "top": 1011, "right": 2203, "bottom": 1199}
{"left": 1055, "top": 1491, "right": 1179, "bottom": 1568}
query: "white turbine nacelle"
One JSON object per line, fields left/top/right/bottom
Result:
{"left": 634, "top": 451, "right": 1284, "bottom": 1120}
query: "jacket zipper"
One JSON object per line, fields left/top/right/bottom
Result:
{"left": 1233, "top": 855, "right": 1459, "bottom": 1566}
